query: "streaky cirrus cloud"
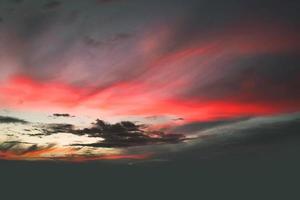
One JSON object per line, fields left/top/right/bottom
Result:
{"left": 0, "top": 1, "right": 299, "bottom": 122}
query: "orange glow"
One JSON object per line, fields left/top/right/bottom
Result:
{"left": 0, "top": 148, "right": 152, "bottom": 162}
{"left": 0, "top": 147, "right": 76, "bottom": 161}
{"left": 68, "top": 153, "right": 153, "bottom": 162}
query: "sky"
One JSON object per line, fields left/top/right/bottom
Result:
{"left": 0, "top": 0, "right": 299, "bottom": 162}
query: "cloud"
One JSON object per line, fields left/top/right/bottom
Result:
{"left": 0, "top": 141, "right": 39, "bottom": 157}
{"left": 0, "top": 141, "right": 23, "bottom": 151}
{"left": 39, "top": 123, "right": 75, "bottom": 135}
{"left": 52, "top": 113, "right": 74, "bottom": 117}
{"left": 110, "top": 33, "right": 132, "bottom": 42}
{"left": 0, "top": 1, "right": 298, "bottom": 123}
{"left": 96, "top": 0, "right": 123, "bottom": 4}
{"left": 0, "top": 132, "right": 142, "bottom": 163}
{"left": 181, "top": 54, "right": 300, "bottom": 103}
{"left": 189, "top": 114, "right": 300, "bottom": 158}
{"left": 83, "top": 36, "right": 104, "bottom": 48}
{"left": 1, "top": 114, "right": 184, "bottom": 149}
{"left": 172, "top": 117, "right": 251, "bottom": 134}
{"left": 0, "top": 116, "right": 28, "bottom": 124}
{"left": 1, "top": 113, "right": 299, "bottom": 162}
{"left": 36, "top": 119, "right": 185, "bottom": 148}
{"left": 83, "top": 33, "right": 132, "bottom": 48}
{"left": 43, "top": 1, "right": 62, "bottom": 11}
{"left": 0, "top": 143, "right": 73, "bottom": 161}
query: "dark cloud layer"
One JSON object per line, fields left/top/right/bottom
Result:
{"left": 162, "top": 114, "right": 300, "bottom": 161}
{"left": 1, "top": 113, "right": 300, "bottom": 161}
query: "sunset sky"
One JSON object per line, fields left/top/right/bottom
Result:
{"left": 0, "top": 0, "right": 299, "bottom": 162}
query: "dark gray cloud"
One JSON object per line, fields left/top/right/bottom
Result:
{"left": 39, "top": 123, "right": 75, "bottom": 135}
{"left": 180, "top": 54, "right": 300, "bottom": 103}
{"left": 31, "top": 119, "right": 185, "bottom": 148}
{"left": 83, "top": 36, "right": 104, "bottom": 48}
{"left": 110, "top": 33, "right": 132, "bottom": 42}
{"left": 228, "top": 118, "right": 300, "bottom": 148}
{"left": 83, "top": 32, "right": 132, "bottom": 48}
{"left": 0, "top": 141, "right": 22, "bottom": 151}
{"left": 72, "top": 120, "right": 184, "bottom": 148}
{"left": 0, "top": 116, "right": 28, "bottom": 124}
{"left": 42, "top": 1, "right": 62, "bottom": 11}
{"left": 52, "top": 113, "right": 73, "bottom": 117}
{"left": 16, "top": 9, "right": 57, "bottom": 39}
{"left": 96, "top": 0, "right": 123, "bottom": 4}
{"left": 0, "top": 141, "right": 55, "bottom": 158}
{"left": 212, "top": 116, "right": 300, "bottom": 156}
{"left": 172, "top": 117, "right": 251, "bottom": 134}
{"left": 0, "top": 141, "right": 36, "bottom": 153}
{"left": 163, "top": 114, "right": 300, "bottom": 161}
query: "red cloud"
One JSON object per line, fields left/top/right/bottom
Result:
{"left": 0, "top": 73, "right": 299, "bottom": 122}
{"left": 0, "top": 22, "right": 299, "bottom": 122}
